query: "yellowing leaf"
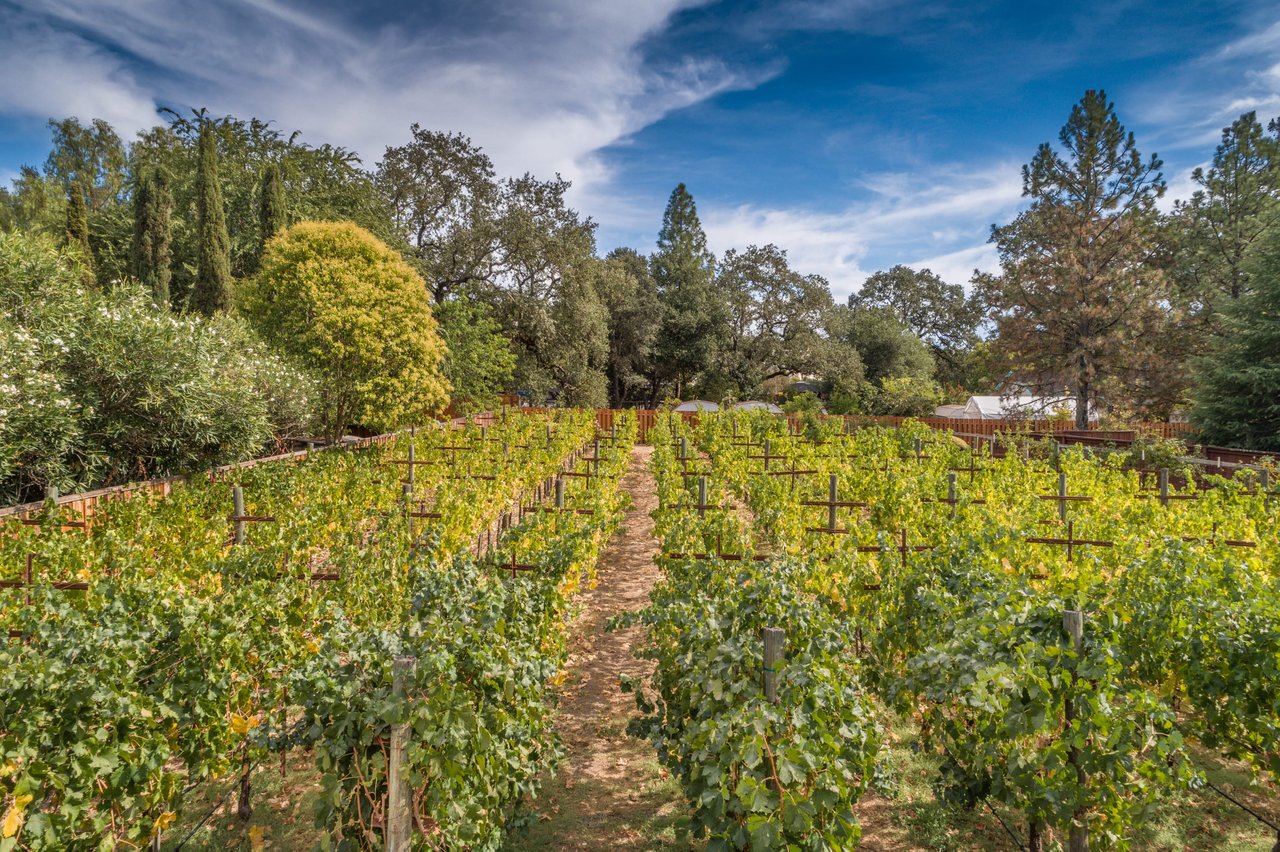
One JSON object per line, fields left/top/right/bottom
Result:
{"left": 155, "top": 810, "right": 176, "bottom": 832}
{"left": 249, "top": 824, "right": 266, "bottom": 850}
{"left": 230, "top": 714, "right": 250, "bottom": 735}
{"left": 12, "top": 795, "right": 32, "bottom": 811}
{"left": 2, "top": 806, "right": 21, "bottom": 838}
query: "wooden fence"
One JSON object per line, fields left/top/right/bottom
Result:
{"left": 586, "top": 408, "right": 1193, "bottom": 444}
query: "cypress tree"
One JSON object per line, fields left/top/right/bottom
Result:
{"left": 131, "top": 168, "right": 173, "bottom": 307}
{"left": 64, "top": 181, "right": 94, "bottom": 285}
{"left": 258, "top": 163, "right": 288, "bottom": 260}
{"left": 1190, "top": 224, "right": 1280, "bottom": 449}
{"left": 650, "top": 183, "right": 724, "bottom": 399}
{"left": 192, "top": 122, "right": 232, "bottom": 314}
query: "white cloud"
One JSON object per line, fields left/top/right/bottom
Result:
{"left": 0, "top": 18, "right": 158, "bottom": 133}
{"left": 0, "top": 0, "right": 755, "bottom": 204}
{"left": 701, "top": 163, "right": 1024, "bottom": 299}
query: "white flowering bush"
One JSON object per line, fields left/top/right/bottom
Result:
{"left": 0, "top": 231, "right": 320, "bottom": 504}
{"left": 0, "top": 322, "right": 82, "bottom": 501}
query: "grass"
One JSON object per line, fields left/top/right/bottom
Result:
{"left": 160, "top": 752, "right": 326, "bottom": 851}
{"left": 858, "top": 709, "right": 1279, "bottom": 851}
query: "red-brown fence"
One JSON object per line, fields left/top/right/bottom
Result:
{"left": 586, "top": 408, "right": 1192, "bottom": 444}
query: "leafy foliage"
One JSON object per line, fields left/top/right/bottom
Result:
{"left": 242, "top": 221, "right": 450, "bottom": 439}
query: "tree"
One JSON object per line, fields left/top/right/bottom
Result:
{"left": 978, "top": 90, "right": 1170, "bottom": 428}
{"left": 0, "top": 231, "right": 307, "bottom": 502}
{"left": 127, "top": 110, "right": 393, "bottom": 302}
{"left": 64, "top": 182, "right": 94, "bottom": 285}
{"left": 716, "top": 244, "right": 846, "bottom": 396}
{"left": 1171, "top": 112, "right": 1280, "bottom": 324}
{"left": 651, "top": 183, "right": 724, "bottom": 400}
{"left": 258, "top": 162, "right": 288, "bottom": 261}
{"left": 241, "top": 221, "right": 450, "bottom": 439}
{"left": 433, "top": 291, "right": 515, "bottom": 414}
{"left": 598, "top": 248, "right": 660, "bottom": 406}
{"left": 851, "top": 265, "right": 981, "bottom": 380}
{"left": 842, "top": 305, "right": 934, "bottom": 385}
{"left": 44, "top": 117, "right": 128, "bottom": 212}
{"left": 549, "top": 267, "right": 610, "bottom": 407}
{"left": 1190, "top": 223, "right": 1280, "bottom": 449}
{"left": 375, "top": 126, "right": 499, "bottom": 302}
{"left": 191, "top": 121, "right": 232, "bottom": 314}
{"left": 131, "top": 168, "right": 173, "bottom": 306}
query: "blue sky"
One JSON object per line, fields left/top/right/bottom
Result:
{"left": 2, "top": 0, "right": 1279, "bottom": 298}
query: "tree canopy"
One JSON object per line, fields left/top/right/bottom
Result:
{"left": 241, "top": 221, "right": 450, "bottom": 439}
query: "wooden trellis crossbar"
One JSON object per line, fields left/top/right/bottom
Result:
{"left": 673, "top": 476, "right": 724, "bottom": 517}
{"left": 662, "top": 533, "right": 767, "bottom": 562}
{"left": 1180, "top": 522, "right": 1256, "bottom": 548}
{"left": 768, "top": 459, "right": 819, "bottom": 492}
{"left": 1025, "top": 520, "right": 1113, "bottom": 562}
{"left": 1136, "top": 468, "right": 1199, "bottom": 507}
{"left": 0, "top": 555, "right": 90, "bottom": 606}
{"left": 855, "top": 529, "right": 935, "bottom": 566}
{"left": 802, "top": 474, "right": 865, "bottom": 534}
{"left": 922, "top": 472, "right": 987, "bottom": 515}
{"left": 1039, "top": 473, "right": 1091, "bottom": 521}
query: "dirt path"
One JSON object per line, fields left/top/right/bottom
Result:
{"left": 524, "top": 445, "right": 685, "bottom": 851}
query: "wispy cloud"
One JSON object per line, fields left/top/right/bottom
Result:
{"left": 0, "top": 0, "right": 754, "bottom": 203}
{"left": 700, "top": 163, "right": 1024, "bottom": 299}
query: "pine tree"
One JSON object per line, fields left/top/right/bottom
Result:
{"left": 64, "top": 181, "right": 94, "bottom": 285}
{"left": 258, "top": 162, "right": 287, "bottom": 262}
{"left": 650, "top": 183, "right": 724, "bottom": 400}
{"left": 191, "top": 122, "right": 232, "bottom": 314}
{"left": 1191, "top": 223, "right": 1280, "bottom": 449}
{"left": 978, "top": 90, "right": 1171, "bottom": 427}
{"left": 131, "top": 168, "right": 173, "bottom": 307}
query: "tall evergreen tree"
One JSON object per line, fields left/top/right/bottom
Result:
{"left": 650, "top": 183, "right": 724, "bottom": 400}
{"left": 978, "top": 90, "right": 1171, "bottom": 427}
{"left": 63, "top": 181, "right": 94, "bottom": 285}
{"left": 258, "top": 162, "right": 288, "bottom": 260}
{"left": 131, "top": 168, "right": 173, "bottom": 306}
{"left": 1190, "top": 223, "right": 1280, "bottom": 449}
{"left": 1172, "top": 112, "right": 1280, "bottom": 320}
{"left": 191, "top": 122, "right": 232, "bottom": 314}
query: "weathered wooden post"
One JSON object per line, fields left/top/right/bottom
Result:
{"left": 232, "top": 485, "right": 247, "bottom": 546}
{"left": 1159, "top": 468, "right": 1170, "bottom": 508}
{"left": 387, "top": 656, "right": 417, "bottom": 851}
{"left": 1058, "top": 473, "right": 1068, "bottom": 522}
{"left": 762, "top": 627, "right": 784, "bottom": 705}
{"left": 1063, "top": 610, "right": 1088, "bottom": 852}
{"left": 827, "top": 474, "right": 839, "bottom": 532}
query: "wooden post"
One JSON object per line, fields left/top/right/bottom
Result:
{"left": 1058, "top": 473, "right": 1068, "bottom": 522}
{"left": 237, "top": 759, "right": 252, "bottom": 820}
{"left": 555, "top": 477, "right": 565, "bottom": 510}
{"left": 232, "top": 485, "right": 246, "bottom": 546}
{"left": 1159, "top": 468, "right": 1169, "bottom": 507}
{"left": 762, "top": 627, "right": 784, "bottom": 704}
{"left": 387, "top": 656, "right": 416, "bottom": 852}
{"left": 698, "top": 476, "right": 708, "bottom": 513}
{"left": 1262, "top": 469, "right": 1270, "bottom": 492}
{"left": 680, "top": 437, "right": 688, "bottom": 461}
{"left": 407, "top": 443, "right": 416, "bottom": 486}
{"left": 827, "top": 474, "right": 838, "bottom": 532}
{"left": 1063, "top": 610, "right": 1088, "bottom": 852}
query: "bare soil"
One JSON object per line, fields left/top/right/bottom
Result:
{"left": 524, "top": 445, "right": 686, "bottom": 851}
